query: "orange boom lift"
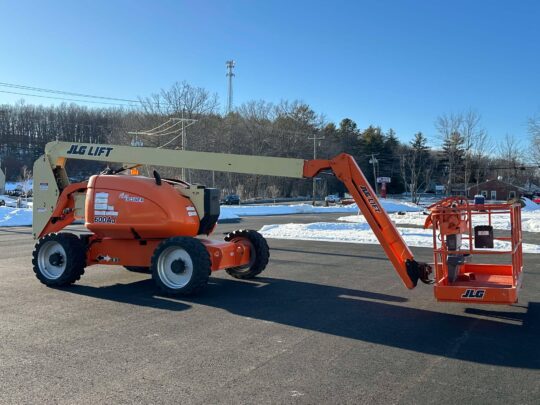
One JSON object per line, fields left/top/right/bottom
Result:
{"left": 32, "top": 142, "right": 523, "bottom": 303}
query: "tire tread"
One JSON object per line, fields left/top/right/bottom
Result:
{"left": 32, "top": 232, "right": 86, "bottom": 287}
{"left": 224, "top": 230, "right": 269, "bottom": 279}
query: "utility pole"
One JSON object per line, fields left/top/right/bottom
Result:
{"left": 128, "top": 117, "right": 197, "bottom": 181}
{"left": 170, "top": 117, "right": 197, "bottom": 181}
{"left": 308, "top": 133, "right": 325, "bottom": 205}
{"left": 226, "top": 60, "right": 235, "bottom": 114}
{"left": 369, "top": 154, "right": 379, "bottom": 195}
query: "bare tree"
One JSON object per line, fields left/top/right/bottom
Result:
{"left": 139, "top": 81, "right": 219, "bottom": 117}
{"left": 436, "top": 113, "right": 463, "bottom": 194}
{"left": 529, "top": 113, "right": 540, "bottom": 164}
{"left": 498, "top": 134, "right": 523, "bottom": 183}
{"left": 471, "top": 129, "right": 493, "bottom": 188}
{"left": 460, "top": 110, "right": 486, "bottom": 192}
{"left": 436, "top": 110, "right": 489, "bottom": 195}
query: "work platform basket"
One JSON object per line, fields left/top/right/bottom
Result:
{"left": 427, "top": 198, "right": 523, "bottom": 304}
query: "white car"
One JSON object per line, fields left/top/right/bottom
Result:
{"left": 324, "top": 194, "right": 341, "bottom": 203}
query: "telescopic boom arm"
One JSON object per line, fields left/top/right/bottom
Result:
{"left": 33, "top": 142, "right": 431, "bottom": 288}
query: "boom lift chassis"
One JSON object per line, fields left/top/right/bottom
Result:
{"left": 32, "top": 142, "right": 523, "bottom": 304}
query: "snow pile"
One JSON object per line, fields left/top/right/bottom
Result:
{"left": 340, "top": 203, "right": 540, "bottom": 234}
{"left": 521, "top": 197, "right": 540, "bottom": 212}
{"left": 339, "top": 211, "right": 432, "bottom": 228}
{"left": 220, "top": 198, "right": 420, "bottom": 218}
{"left": 259, "top": 222, "right": 540, "bottom": 254}
{"left": 0, "top": 207, "right": 32, "bottom": 227}
{"left": 217, "top": 210, "right": 240, "bottom": 222}
{"left": 521, "top": 217, "right": 540, "bottom": 233}
{"left": 379, "top": 199, "right": 421, "bottom": 212}
{"left": 4, "top": 180, "right": 33, "bottom": 192}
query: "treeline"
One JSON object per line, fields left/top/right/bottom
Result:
{"left": 0, "top": 81, "right": 536, "bottom": 200}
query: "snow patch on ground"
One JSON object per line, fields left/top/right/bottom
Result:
{"left": 219, "top": 198, "right": 419, "bottom": 220}
{"left": 259, "top": 222, "right": 540, "bottom": 254}
{"left": 0, "top": 207, "right": 32, "bottom": 227}
{"left": 339, "top": 200, "right": 540, "bottom": 234}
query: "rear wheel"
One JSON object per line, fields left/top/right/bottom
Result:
{"left": 151, "top": 237, "right": 211, "bottom": 295}
{"left": 224, "top": 230, "right": 269, "bottom": 279}
{"left": 32, "top": 233, "right": 86, "bottom": 286}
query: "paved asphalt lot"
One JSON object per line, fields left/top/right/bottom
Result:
{"left": 1, "top": 213, "right": 539, "bottom": 404}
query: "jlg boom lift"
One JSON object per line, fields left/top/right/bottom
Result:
{"left": 32, "top": 142, "right": 523, "bottom": 304}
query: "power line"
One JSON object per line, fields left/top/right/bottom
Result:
{"left": 0, "top": 81, "right": 140, "bottom": 103}
{"left": 0, "top": 89, "right": 135, "bottom": 107}
{"left": 0, "top": 81, "right": 177, "bottom": 109}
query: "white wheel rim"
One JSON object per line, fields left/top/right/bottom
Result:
{"left": 38, "top": 241, "right": 67, "bottom": 280}
{"left": 157, "top": 246, "right": 194, "bottom": 289}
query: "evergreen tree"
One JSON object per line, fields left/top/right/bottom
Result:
{"left": 442, "top": 131, "right": 465, "bottom": 194}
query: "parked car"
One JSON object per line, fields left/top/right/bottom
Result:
{"left": 223, "top": 194, "right": 240, "bottom": 205}
{"left": 324, "top": 194, "right": 341, "bottom": 203}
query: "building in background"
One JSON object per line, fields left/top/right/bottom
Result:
{"left": 467, "top": 179, "right": 526, "bottom": 201}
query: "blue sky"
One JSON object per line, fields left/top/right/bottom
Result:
{"left": 0, "top": 0, "right": 539, "bottom": 145}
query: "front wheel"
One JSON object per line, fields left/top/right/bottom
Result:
{"left": 32, "top": 233, "right": 86, "bottom": 286}
{"left": 151, "top": 237, "right": 211, "bottom": 295}
{"left": 224, "top": 230, "right": 269, "bottom": 279}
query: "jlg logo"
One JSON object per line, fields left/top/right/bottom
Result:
{"left": 67, "top": 144, "right": 113, "bottom": 157}
{"left": 461, "top": 289, "right": 485, "bottom": 299}
{"left": 359, "top": 186, "right": 381, "bottom": 213}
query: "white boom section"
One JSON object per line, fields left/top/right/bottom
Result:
{"left": 44, "top": 142, "right": 305, "bottom": 178}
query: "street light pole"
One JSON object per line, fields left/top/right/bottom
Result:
{"left": 369, "top": 154, "right": 379, "bottom": 195}
{"left": 308, "top": 133, "right": 325, "bottom": 205}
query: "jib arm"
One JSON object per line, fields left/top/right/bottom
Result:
{"left": 304, "top": 153, "right": 431, "bottom": 288}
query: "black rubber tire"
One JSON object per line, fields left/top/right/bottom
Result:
{"left": 124, "top": 266, "right": 151, "bottom": 273}
{"left": 32, "top": 233, "right": 86, "bottom": 287}
{"left": 151, "top": 237, "right": 211, "bottom": 295}
{"left": 224, "top": 230, "right": 270, "bottom": 279}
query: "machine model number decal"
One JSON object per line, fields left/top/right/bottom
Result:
{"left": 119, "top": 192, "right": 144, "bottom": 203}
{"left": 67, "top": 144, "right": 114, "bottom": 157}
{"left": 461, "top": 289, "right": 486, "bottom": 299}
{"left": 359, "top": 186, "right": 381, "bottom": 213}
{"left": 94, "top": 216, "right": 116, "bottom": 223}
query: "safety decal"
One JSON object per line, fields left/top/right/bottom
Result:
{"left": 94, "top": 192, "right": 118, "bottom": 222}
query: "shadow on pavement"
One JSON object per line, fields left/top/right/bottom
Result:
{"left": 271, "top": 247, "right": 389, "bottom": 261}
{"left": 65, "top": 276, "right": 539, "bottom": 370}
{"left": 68, "top": 280, "right": 191, "bottom": 311}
